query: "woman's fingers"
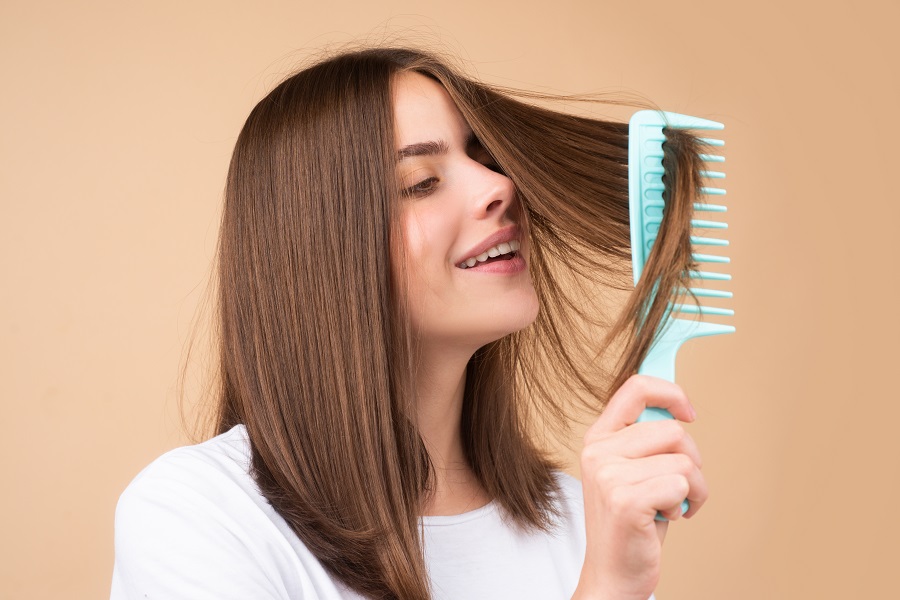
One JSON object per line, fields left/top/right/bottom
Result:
{"left": 599, "top": 473, "right": 692, "bottom": 522}
{"left": 630, "top": 474, "right": 693, "bottom": 521}
{"left": 583, "top": 453, "right": 708, "bottom": 519}
{"left": 591, "top": 419, "right": 703, "bottom": 467}
{"left": 584, "top": 375, "right": 696, "bottom": 443}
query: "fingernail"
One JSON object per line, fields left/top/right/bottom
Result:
{"left": 689, "top": 405, "right": 698, "bottom": 421}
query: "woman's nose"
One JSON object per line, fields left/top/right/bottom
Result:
{"left": 470, "top": 164, "right": 516, "bottom": 219}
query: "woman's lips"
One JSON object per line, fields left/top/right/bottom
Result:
{"left": 456, "top": 225, "right": 520, "bottom": 266}
{"left": 458, "top": 254, "right": 526, "bottom": 274}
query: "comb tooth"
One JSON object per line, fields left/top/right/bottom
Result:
{"left": 689, "top": 270, "right": 732, "bottom": 281}
{"left": 699, "top": 137, "right": 725, "bottom": 147}
{"left": 693, "top": 203, "right": 727, "bottom": 213}
{"left": 644, "top": 171, "right": 664, "bottom": 183}
{"left": 701, "top": 186, "right": 727, "bottom": 196}
{"left": 690, "top": 236, "right": 729, "bottom": 247}
{"left": 644, "top": 188, "right": 664, "bottom": 202}
{"left": 700, "top": 170, "right": 726, "bottom": 179}
{"left": 672, "top": 304, "right": 735, "bottom": 317}
{"left": 644, "top": 205, "right": 664, "bottom": 219}
{"left": 692, "top": 253, "right": 731, "bottom": 264}
{"left": 688, "top": 287, "right": 734, "bottom": 299}
{"left": 643, "top": 154, "right": 664, "bottom": 168}
{"left": 700, "top": 153, "right": 725, "bottom": 163}
{"left": 691, "top": 219, "right": 728, "bottom": 229}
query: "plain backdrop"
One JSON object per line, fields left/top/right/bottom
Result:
{"left": 2, "top": 0, "right": 898, "bottom": 598}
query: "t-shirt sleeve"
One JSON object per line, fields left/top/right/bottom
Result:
{"left": 110, "top": 452, "right": 295, "bottom": 600}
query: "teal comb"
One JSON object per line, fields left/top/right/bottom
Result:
{"left": 628, "top": 110, "right": 735, "bottom": 519}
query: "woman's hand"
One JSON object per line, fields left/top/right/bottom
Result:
{"left": 572, "top": 375, "right": 708, "bottom": 600}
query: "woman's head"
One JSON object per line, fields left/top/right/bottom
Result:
{"left": 213, "top": 45, "right": 707, "bottom": 599}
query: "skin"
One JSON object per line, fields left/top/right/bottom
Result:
{"left": 391, "top": 71, "right": 708, "bottom": 599}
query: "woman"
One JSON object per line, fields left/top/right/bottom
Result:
{"left": 112, "top": 47, "right": 707, "bottom": 600}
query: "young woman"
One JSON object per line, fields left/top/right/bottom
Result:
{"left": 112, "top": 47, "right": 707, "bottom": 600}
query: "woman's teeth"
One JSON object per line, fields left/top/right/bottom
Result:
{"left": 458, "top": 240, "right": 521, "bottom": 268}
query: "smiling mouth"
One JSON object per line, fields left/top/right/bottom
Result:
{"left": 457, "top": 240, "right": 521, "bottom": 269}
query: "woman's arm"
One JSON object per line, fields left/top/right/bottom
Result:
{"left": 572, "top": 375, "right": 708, "bottom": 600}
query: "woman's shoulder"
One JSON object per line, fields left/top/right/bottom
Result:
{"left": 119, "top": 424, "right": 253, "bottom": 499}
{"left": 112, "top": 428, "right": 279, "bottom": 600}
{"left": 115, "top": 425, "right": 260, "bottom": 543}
{"left": 113, "top": 424, "right": 280, "bottom": 555}
{"left": 112, "top": 425, "right": 317, "bottom": 599}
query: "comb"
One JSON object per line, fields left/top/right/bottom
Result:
{"left": 628, "top": 110, "right": 734, "bottom": 519}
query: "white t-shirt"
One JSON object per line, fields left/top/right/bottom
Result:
{"left": 111, "top": 425, "right": 654, "bottom": 599}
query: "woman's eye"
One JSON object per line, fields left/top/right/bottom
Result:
{"left": 402, "top": 176, "right": 439, "bottom": 198}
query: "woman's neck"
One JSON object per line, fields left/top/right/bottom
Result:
{"left": 415, "top": 345, "right": 491, "bottom": 516}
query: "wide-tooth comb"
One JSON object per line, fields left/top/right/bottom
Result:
{"left": 627, "top": 110, "right": 735, "bottom": 519}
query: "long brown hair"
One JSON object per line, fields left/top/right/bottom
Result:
{"left": 214, "top": 47, "right": 706, "bottom": 599}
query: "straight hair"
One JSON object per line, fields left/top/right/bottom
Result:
{"left": 214, "top": 47, "right": 706, "bottom": 599}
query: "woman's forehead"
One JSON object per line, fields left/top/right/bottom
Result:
{"left": 392, "top": 72, "right": 469, "bottom": 149}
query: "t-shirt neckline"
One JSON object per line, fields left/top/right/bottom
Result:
{"left": 419, "top": 500, "right": 498, "bottom": 527}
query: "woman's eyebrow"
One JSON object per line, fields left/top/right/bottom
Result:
{"left": 398, "top": 139, "right": 449, "bottom": 160}
{"left": 397, "top": 131, "right": 479, "bottom": 161}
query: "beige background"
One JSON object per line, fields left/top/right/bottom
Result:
{"left": 2, "top": 0, "right": 898, "bottom": 598}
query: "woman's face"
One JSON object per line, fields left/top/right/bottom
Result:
{"left": 392, "top": 71, "right": 539, "bottom": 356}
